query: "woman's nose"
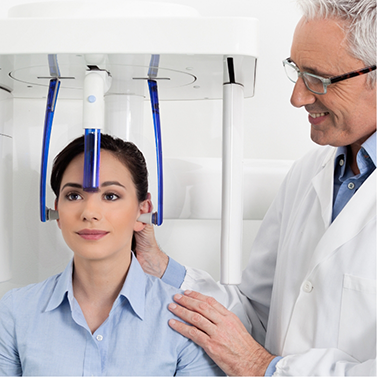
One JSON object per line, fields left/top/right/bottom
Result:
{"left": 81, "top": 197, "right": 102, "bottom": 222}
{"left": 290, "top": 76, "right": 316, "bottom": 108}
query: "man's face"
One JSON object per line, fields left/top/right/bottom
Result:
{"left": 290, "top": 17, "right": 376, "bottom": 149}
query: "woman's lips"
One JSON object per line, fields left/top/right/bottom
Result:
{"left": 77, "top": 229, "right": 109, "bottom": 241}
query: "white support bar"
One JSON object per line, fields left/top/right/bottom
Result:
{"left": 221, "top": 81, "right": 244, "bottom": 285}
{"left": 83, "top": 71, "right": 107, "bottom": 130}
{"left": 0, "top": 89, "right": 12, "bottom": 283}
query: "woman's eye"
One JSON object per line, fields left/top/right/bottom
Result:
{"left": 66, "top": 192, "right": 82, "bottom": 201}
{"left": 104, "top": 193, "right": 119, "bottom": 201}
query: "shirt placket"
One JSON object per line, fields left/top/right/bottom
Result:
{"left": 69, "top": 295, "right": 109, "bottom": 376}
{"left": 83, "top": 333, "right": 103, "bottom": 376}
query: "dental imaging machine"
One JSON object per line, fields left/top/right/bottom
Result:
{"left": 0, "top": 0, "right": 260, "bottom": 285}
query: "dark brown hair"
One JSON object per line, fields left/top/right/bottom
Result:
{"left": 50, "top": 134, "right": 148, "bottom": 202}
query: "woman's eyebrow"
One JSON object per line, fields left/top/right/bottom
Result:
{"left": 60, "top": 183, "right": 82, "bottom": 191}
{"left": 101, "top": 181, "right": 126, "bottom": 189}
{"left": 60, "top": 181, "right": 126, "bottom": 192}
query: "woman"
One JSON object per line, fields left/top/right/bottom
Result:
{"left": 0, "top": 134, "right": 223, "bottom": 376}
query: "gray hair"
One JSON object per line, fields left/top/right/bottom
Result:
{"left": 297, "top": 0, "right": 376, "bottom": 87}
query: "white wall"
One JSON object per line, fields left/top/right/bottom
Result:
{"left": 0, "top": 0, "right": 317, "bottom": 298}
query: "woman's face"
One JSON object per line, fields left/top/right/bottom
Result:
{"left": 56, "top": 150, "right": 146, "bottom": 262}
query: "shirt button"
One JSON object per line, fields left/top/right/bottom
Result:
{"left": 339, "top": 159, "right": 344, "bottom": 166}
{"left": 348, "top": 182, "right": 355, "bottom": 190}
{"left": 96, "top": 335, "right": 103, "bottom": 341}
{"left": 303, "top": 281, "right": 313, "bottom": 293}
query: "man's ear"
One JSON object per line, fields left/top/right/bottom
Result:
{"left": 134, "top": 194, "right": 153, "bottom": 232}
{"left": 55, "top": 199, "right": 61, "bottom": 229}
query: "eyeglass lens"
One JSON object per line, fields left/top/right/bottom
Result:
{"left": 284, "top": 62, "right": 299, "bottom": 83}
{"left": 284, "top": 62, "right": 325, "bottom": 93}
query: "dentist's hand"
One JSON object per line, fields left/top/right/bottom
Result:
{"left": 134, "top": 193, "right": 168, "bottom": 278}
{"left": 134, "top": 223, "right": 168, "bottom": 278}
{"left": 168, "top": 290, "right": 275, "bottom": 376}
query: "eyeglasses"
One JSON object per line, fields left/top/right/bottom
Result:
{"left": 283, "top": 57, "right": 376, "bottom": 95}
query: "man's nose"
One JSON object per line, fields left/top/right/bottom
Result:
{"left": 290, "top": 76, "right": 316, "bottom": 108}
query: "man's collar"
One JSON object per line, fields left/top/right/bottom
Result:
{"left": 334, "top": 131, "right": 376, "bottom": 170}
{"left": 361, "top": 131, "right": 376, "bottom": 168}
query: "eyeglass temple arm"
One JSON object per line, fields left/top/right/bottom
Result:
{"left": 330, "top": 65, "right": 377, "bottom": 84}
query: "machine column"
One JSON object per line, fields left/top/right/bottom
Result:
{"left": 221, "top": 57, "right": 244, "bottom": 285}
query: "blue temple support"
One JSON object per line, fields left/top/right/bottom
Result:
{"left": 83, "top": 128, "right": 101, "bottom": 192}
{"left": 148, "top": 54, "right": 160, "bottom": 78}
{"left": 40, "top": 78, "right": 60, "bottom": 222}
{"left": 48, "top": 54, "right": 61, "bottom": 78}
{"left": 148, "top": 79, "right": 163, "bottom": 226}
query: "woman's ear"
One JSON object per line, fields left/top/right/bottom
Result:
{"left": 134, "top": 194, "right": 153, "bottom": 232}
{"left": 55, "top": 199, "right": 61, "bottom": 229}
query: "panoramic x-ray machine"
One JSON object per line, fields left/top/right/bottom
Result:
{"left": 0, "top": 0, "right": 259, "bottom": 285}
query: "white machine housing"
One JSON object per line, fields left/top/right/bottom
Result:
{"left": 0, "top": 1, "right": 294, "bottom": 290}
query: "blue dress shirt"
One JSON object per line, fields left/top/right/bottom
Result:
{"left": 0, "top": 254, "right": 224, "bottom": 376}
{"left": 332, "top": 132, "right": 376, "bottom": 221}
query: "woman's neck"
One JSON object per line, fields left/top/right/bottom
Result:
{"left": 72, "top": 251, "right": 132, "bottom": 333}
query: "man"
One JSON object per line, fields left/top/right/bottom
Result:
{"left": 135, "top": 0, "right": 376, "bottom": 375}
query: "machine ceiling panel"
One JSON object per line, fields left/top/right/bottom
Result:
{"left": 1, "top": 54, "right": 257, "bottom": 100}
{"left": 0, "top": 1, "right": 258, "bottom": 100}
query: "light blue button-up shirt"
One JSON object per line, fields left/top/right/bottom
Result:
{"left": 332, "top": 132, "right": 376, "bottom": 221}
{"left": 0, "top": 254, "right": 224, "bottom": 376}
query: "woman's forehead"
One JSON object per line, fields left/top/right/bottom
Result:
{"left": 61, "top": 150, "right": 132, "bottom": 185}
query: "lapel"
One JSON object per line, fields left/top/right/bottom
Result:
{"left": 308, "top": 153, "right": 376, "bottom": 274}
{"left": 311, "top": 148, "right": 335, "bottom": 228}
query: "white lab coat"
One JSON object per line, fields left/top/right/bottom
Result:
{"left": 182, "top": 146, "right": 376, "bottom": 376}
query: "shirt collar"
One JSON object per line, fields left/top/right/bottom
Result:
{"left": 45, "top": 259, "right": 73, "bottom": 312}
{"left": 334, "top": 131, "right": 376, "bottom": 173}
{"left": 117, "top": 253, "right": 146, "bottom": 320}
{"left": 362, "top": 131, "right": 376, "bottom": 168}
{"left": 44, "top": 253, "right": 147, "bottom": 320}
